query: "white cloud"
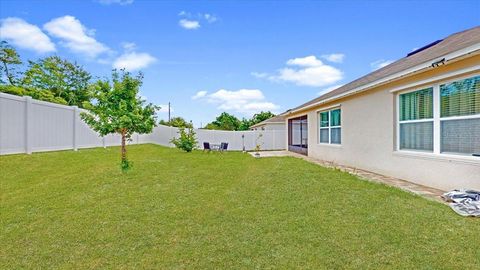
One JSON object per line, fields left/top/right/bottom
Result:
{"left": 179, "top": 19, "right": 200, "bottom": 30}
{"left": 178, "top": 11, "right": 217, "bottom": 28}
{"left": 370, "top": 59, "right": 394, "bottom": 70}
{"left": 113, "top": 51, "right": 156, "bottom": 71}
{"left": 254, "top": 55, "right": 343, "bottom": 87}
{"left": 97, "top": 0, "right": 134, "bottom": 5}
{"left": 192, "top": 90, "right": 207, "bottom": 100}
{"left": 44, "top": 15, "right": 109, "bottom": 58}
{"left": 278, "top": 56, "right": 342, "bottom": 87}
{"left": 203, "top": 13, "right": 217, "bottom": 23}
{"left": 158, "top": 104, "right": 173, "bottom": 113}
{"left": 0, "top": 17, "right": 55, "bottom": 53}
{"left": 318, "top": 84, "right": 344, "bottom": 95}
{"left": 321, "top": 53, "right": 345, "bottom": 63}
{"left": 251, "top": 72, "right": 268, "bottom": 78}
{"left": 195, "top": 89, "right": 279, "bottom": 114}
{"left": 121, "top": 42, "right": 136, "bottom": 52}
{"left": 286, "top": 55, "right": 323, "bottom": 67}
{"left": 275, "top": 66, "right": 342, "bottom": 87}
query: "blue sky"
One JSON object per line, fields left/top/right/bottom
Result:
{"left": 1, "top": 0, "right": 479, "bottom": 127}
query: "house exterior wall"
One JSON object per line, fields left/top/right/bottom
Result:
{"left": 251, "top": 123, "right": 285, "bottom": 131}
{"left": 285, "top": 55, "right": 480, "bottom": 191}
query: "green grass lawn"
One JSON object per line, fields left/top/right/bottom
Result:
{"left": 1, "top": 144, "right": 479, "bottom": 269}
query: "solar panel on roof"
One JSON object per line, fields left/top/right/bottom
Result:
{"left": 407, "top": 39, "right": 443, "bottom": 57}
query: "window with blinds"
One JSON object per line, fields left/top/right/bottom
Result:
{"left": 398, "top": 75, "right": 480, "bottom": 156}
{"left": 441, "top": 118, "right": 480, "bottom": 154}
{"left": 398, "top": 88, "right": 434, "bottom": 151}
{"left": 400, "top": 122, "right": 434, "bottom": 151}
{"left": 399, "top": 87, "right": 433, "bottom": 120}
{"left": 440, "top": 75, "right": 480, "bottom": 155}
{"left": 318, "top": 108, "right": 341, "bottom": 145}
{"left": 440, "top": 76, "right": 480, "bottom": 117}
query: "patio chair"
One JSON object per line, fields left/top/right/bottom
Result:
{"left": 203, "top": 142, "right": 211, "bottom": 152}
{"left": 220, "top": 142, "right": 228, "bottom": 152}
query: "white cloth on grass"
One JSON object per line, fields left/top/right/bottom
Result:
{"left": 442, "top": 190, "right": 480, "bottom": 217}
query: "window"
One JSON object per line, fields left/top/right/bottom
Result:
{"left": 397, "top": 75, "right": 480, "bottom": 156}
{"left": 318, "top": 108, "right": 341, "bottom": 144}
{"left": 440, "top": 76, "right": 480, "bottom": 155}
{"left": 398, "top": 88, "right": 434, "bottom": 151}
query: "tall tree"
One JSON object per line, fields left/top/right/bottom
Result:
{"left": 22, "top": 56, "right": 91, "bottom": 107}
{"left": 205, "top": 111, "right": 276, "bottom": 131}
{"left": 159, "top": 116, "right": 193, "bottom": 128}
{"left": 0, "top": 41, "right": 22, "bottom": 85}
{"left": 205, "top": 112, "right": 241, "bottom": 131}
{"left": 238, "top": 118, "right": 252, "bottom": 131}
{"left": 81, "top": 70, "right": 159, "bottom": 170}
{"left": 250, "top": 111, "right": 276, "bottom": 126}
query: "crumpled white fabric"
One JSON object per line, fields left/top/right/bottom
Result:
{"left": 441, "top": 190, "right": 480, "bottom": 217}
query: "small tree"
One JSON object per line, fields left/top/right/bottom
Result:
{"left": 255, "top": 133, "right": 263, "bottom": 153}
{"left": 81, "top": 69, "right": 159, "bottom": 170}
{"left": 171, "top": 127, "right": 198, "bottom": 152}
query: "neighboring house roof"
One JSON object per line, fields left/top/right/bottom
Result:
{"left": 286, "top": 26, "right": 480, "bottom": 114}
{"left": 250, "top": 115, "right": 286, "bottom": 128}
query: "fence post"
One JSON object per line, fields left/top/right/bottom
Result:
{"left": 272, "top": 130, "right": 276, "bottom": 150}
{"left": 24, "top": 96, "right": 32, "bottom": 154}
{"left": 72, "top": 106, "right": 78, "bottom": 151}
{"left": 103, "top": 136, "right": 106, "bottom": 148}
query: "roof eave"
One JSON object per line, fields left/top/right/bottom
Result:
{"left": 283, "top": 43, "right": 480, "bottom": 116}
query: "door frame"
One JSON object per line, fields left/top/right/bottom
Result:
{"left": 288, "top": 115, "right": 308, "bottom": 155}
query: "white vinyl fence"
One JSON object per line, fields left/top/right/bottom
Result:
{"left": 149, "top": 125, "right": 286, "bottom": 151}
{"left": 0, "top": 93, "right": 286, "bottom": 155}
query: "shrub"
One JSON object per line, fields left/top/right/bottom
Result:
{"left": 171, "top": 127, "right": 198, "bottom": 152}
{"left": 0, "top": 84, "right": 68, "bottom": 105}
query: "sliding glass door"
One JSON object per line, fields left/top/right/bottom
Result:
{"left": 288, "top": 115, "right": 308, "bottom": 155}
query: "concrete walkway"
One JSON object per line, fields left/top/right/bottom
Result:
{"left": 249, "top": 151, "right": 445, "bottom": 202}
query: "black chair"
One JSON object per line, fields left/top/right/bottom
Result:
{"left": 203, "top": 142, "right": 211, "bottom": 152}
{"left": 220, "top": 142, "right": 228, "bottom": 152}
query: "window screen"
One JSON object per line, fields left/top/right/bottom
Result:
{"left": 400, "top": 122, "right": 433, "bottom": 151}
{"left": 399, "top": 88, "right": 433, "bottom": 121}
{"left": 320, "top": 129, "right": 329, "bottom": 143}
{"left": 440, "top": 76, "right": 480, "bottom": 118}
{"left": 441, "top": 118, "right": 480, "bottom": 155}
{"left": 320, "top": 111, "right": 329, "bottom": 127}
{"left": 331, "top": 128, "right": 341, "bottom": 144}
{"left": 318, "top": 108, "right": 341, "bottom": 144}
{"left": 330, "top": 109, "right": 341, "bottom": 126}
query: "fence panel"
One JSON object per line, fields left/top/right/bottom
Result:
{"left": 30, "top": 101, "right": 74, "bottom": 152}
{"left": 0, "top": 94, "right": 26, "bottom": 154}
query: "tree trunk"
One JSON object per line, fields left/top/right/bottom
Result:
{"left": 3, "top": 62, "right": 15, "bottom": 86}
{"left": 121, "top": 129, "right": 127, "bottom": 162}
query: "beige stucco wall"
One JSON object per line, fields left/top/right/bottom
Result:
{"left": 252, "top": 123, "right": 285, "bottom": 131}
{"left": 285, "top": 55, "right": 480, "bottom": 191}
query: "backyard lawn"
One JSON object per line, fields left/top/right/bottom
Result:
{"left": 1, "top": 144, "right": 479, "bottom": 269}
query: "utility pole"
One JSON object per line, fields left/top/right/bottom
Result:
{"left": 168, "top": 102, "right": 171, "bottom": 123}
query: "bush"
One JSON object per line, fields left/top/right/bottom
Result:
{"left": 171, "top": 127, "right": 198, "bottom": 152}
{"left": 121, "top": 159, "right": 132, "bottom": 172}
{"left": 0, "top": 85, "right": 68, "bottom": 105}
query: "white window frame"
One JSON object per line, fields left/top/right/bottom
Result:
{"left": 318, "top": 107, "right": 341, "bottom": 145}
{"left": 396, "top": 73, "right": 480, "bottom": 156}
{"left": 396, "top": 87, "right": 435, "bottom": 153}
